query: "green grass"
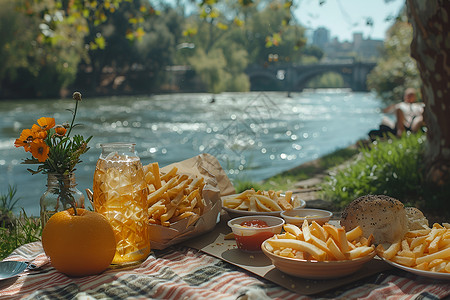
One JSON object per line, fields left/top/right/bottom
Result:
{"left": 0, "top": 188, "right": 42, "bottom": 260}
{"left": 233, "top": 180, "right": 265, "bottom": 194}
{"left": 0, "top": 211, "right": 42, "bottom": 260}
{"left": 321, "top": 132, "right": 426, "bottom": 207}
{"left": 1, "top": 185, "right": 20, "bottom": 213}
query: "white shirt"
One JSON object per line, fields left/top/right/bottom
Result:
{"left": 385, "top": 102, "right": 424, "bottom": 129}
{"left": 397, "top": 102, "right": 424, "bottom": 128}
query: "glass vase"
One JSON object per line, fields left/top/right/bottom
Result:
{"left": 92, "top": 142, "right": 150, "bottom": 267}
{"left": 40, "top": 173, "right": 85, "bottom": 228}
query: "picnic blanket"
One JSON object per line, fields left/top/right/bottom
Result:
{"left": 1, "top": 242, "right": 450, "bottom": 299}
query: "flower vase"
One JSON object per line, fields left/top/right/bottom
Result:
{"left": 40, "top": 173, "right": 85, "bottom": 228}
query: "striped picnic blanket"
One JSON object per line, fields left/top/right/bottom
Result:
{"left": 1, "top": 242, "right": 449, "bottom": 299}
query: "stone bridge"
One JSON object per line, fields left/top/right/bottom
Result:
{"left": 245, "top": 61, "right": 377, "bottom": 92}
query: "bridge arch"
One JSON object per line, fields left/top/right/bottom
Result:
{"left": 292, "top": 69, "right": 352, "bottom": 91}
{"left": 246, "top": 69, "right": 282, "bottom": 91}
{"left": 246, "top": 61, "right": 376, "bottom": 92}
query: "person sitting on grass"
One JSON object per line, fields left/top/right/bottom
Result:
{"left": 369, "top": 88, "right": 425, "bottom": 141}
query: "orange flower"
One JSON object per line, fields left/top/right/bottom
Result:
{"left": 32, "top": 124, "right": 48, "bottom": 139}
{"left": 55, "top": 125, "right": 67, "bottom": 136}
{"left": 15, "top": 92, "right": 91, "bottom": 176}
{"left": 37, "top": 117, "right": 55, "bottom": 131}
{"left": 31, "top": 124, "right": 40, "bottom": 132}
{"left": 30, "top": 139, "right": 50, "bottom": 162}
{"left": 14, "top": 129, "right": 36, "bottom": 152}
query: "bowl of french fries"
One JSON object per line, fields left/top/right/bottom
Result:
{"left": 222, "top": 189, "right": 306, "bottom": 218}
{"left": 261, "top": 220, "right": 376, "bottom": 279}
{"left": 281, "top": 208, "right": 333, "bottom": 226}
{"left": 376, "top": 222, "right": 450, "bottom": 279}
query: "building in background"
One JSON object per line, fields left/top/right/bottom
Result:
{"left": 311, "top": 28, "right": 383, "bottom": 61}
{"left": 312, "top": 27, "right": 330, "bottom": 49}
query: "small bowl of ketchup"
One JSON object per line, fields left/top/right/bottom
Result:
{"left": 227, "top": 215, "right": 284, "bottom": 252}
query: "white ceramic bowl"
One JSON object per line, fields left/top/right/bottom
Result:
{"left": 261, "top": 240, "right": 376, "bottom": 279}
{"left": 280, "top": 208, "right": 333, "bottom": 225}
{"left": 222, "top": 194, "right": 306, "bottom": 218}
{"left": 227, "top": 215, "right": 284, "bottom": 252}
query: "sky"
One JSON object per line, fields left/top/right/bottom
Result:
{"left": 295, "top": 0, "right": 406, "bottom": 42}
{"left": 164, "top": 0, "right": 406, "bottom": 42}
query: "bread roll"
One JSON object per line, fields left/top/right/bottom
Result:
{"left": 340, "top": 195, "right": 409, "bottom": 244}
{"left": 405, "top": 206, "right": 429, "bottom": 230}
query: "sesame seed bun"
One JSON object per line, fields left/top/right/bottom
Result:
{"left": 340, "top": 195, "right": 409, "bottom": 244}
{"left": 405, "top": 206, "right": 429, "bottom": 230}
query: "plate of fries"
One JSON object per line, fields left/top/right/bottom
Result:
{"left": 261, "top": 220, "right": 376, "bottom": 279}
{"left": 376, "top": 223, "right": 450, "bottom": 280}
{"left": 222, "top": 189, "right": 306, "bottom": 217}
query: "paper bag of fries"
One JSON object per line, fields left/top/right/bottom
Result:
{"left": 144, "top": 153, "right": 235, "bottom": 250}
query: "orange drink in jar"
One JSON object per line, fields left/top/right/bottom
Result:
{"left": 93, "top": 143, "right": 150, "bottom": 266}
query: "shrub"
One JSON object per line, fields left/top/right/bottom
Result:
{"left": 321, "top": 132, "right": 426, "bottom": 208}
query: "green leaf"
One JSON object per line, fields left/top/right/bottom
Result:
{"left": 95, "top": 36, "right": 106, "bottom": 49}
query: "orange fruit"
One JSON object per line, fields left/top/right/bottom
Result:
{"left": 42, "top": 208, "right": 116, "bottom": 277}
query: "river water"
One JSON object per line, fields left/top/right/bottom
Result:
{"left": 0, "top": 91, "right": 384, "bottom": 216}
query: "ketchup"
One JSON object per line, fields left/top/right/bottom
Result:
{"left": 240, "top": 220, "right": 268, "bottom": 228}
{"left": 235, "top": 219, "right": 273, "bottom": 252}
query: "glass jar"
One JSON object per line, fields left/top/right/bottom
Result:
{"left": 40, "top": 173, "right": 85, "bottom": 228}
{"left": 93, "top": 143, "right": 150, "bottom": 266}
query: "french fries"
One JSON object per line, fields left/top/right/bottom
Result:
{"left": 376, "top": 223, "right": 450, "bottom": 273}
{"left": 144, "top": 162, "right": 206, "bottom": 227}
{"left": 264, "top": 220, "right": 375, "bottom": 261}
{"left": 222, "top": 189, "right": 301, "bottom": 212}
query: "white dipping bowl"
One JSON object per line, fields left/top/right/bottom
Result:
{"left": 227, "top": 215, "right": 284, "bottom": 252}
{"left": 280, "top": 208, "right": 333, "bottom": 226}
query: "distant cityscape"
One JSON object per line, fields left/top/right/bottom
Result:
{"left": 308, "top": 27, "right": 384, "bottom": 61}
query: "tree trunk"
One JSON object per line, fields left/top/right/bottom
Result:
{"left": 407, "top": 0, "right": 450, "bottom": 186}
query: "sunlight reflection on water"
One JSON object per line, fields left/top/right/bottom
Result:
{"left": 0, "top": 91, "right": 383, "bottom": 216}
